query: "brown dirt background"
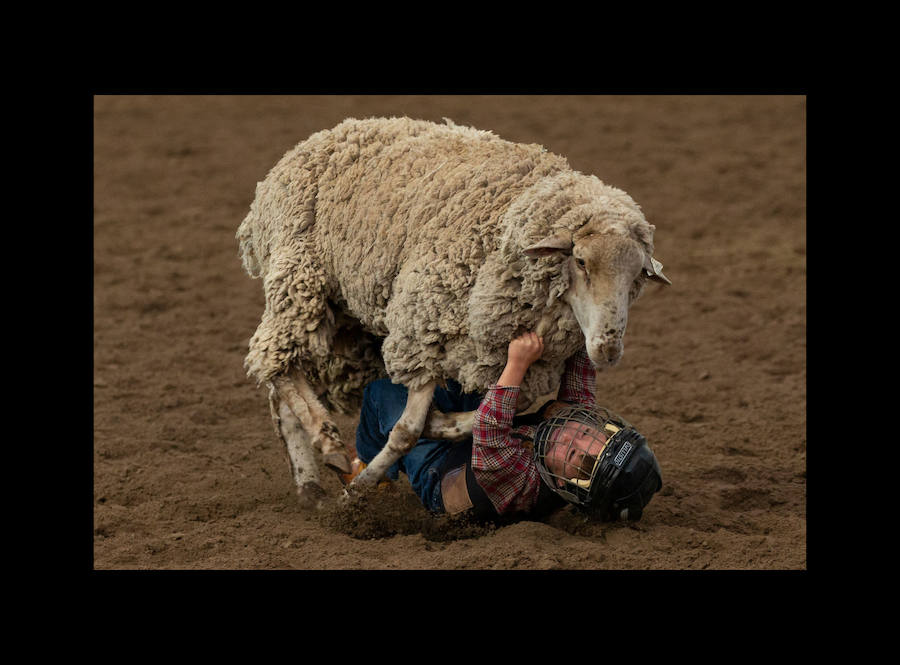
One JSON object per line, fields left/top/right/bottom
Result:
{"left": 93, "top": 94, "right": 806, "bottom": 569}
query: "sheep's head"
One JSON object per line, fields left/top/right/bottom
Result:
{"left": 465, "top": 172, "right": 669, "bottom": 399}
{"left": 518, "top": 177, "right": 671, "bottom": 370}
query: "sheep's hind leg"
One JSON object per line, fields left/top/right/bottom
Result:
{"left": 267, "top": 386, "right": 326, "bottom": 509}
{"left": 348, "top": 381, "right": 436, "bottom": 490}
{"left": 271, "top": 368, "right": 353, "bottom": 477}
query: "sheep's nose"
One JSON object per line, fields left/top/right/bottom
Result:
{"left": 588, "top": 334, "right": 623, "bottom": 367}
{"left": 602, "top": 340, "right": 623, "bottom": 365}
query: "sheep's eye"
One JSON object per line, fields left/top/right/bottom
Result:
{"left": 575, "top": 258, "right": 586, "bottom": 270}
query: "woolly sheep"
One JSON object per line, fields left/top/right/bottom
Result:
{"left": 236, "top": 116, "right": 670, "bottom": 506}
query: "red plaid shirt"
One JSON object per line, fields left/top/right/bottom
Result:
{"left": 471, "top": 347, "right": 596, "bottom": 515}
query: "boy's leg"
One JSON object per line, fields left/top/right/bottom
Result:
{"left": 356, "top": 379, "right": 481, "bottom": 466}
{"left": 354, "top": 378, "right": 479, "bottom": 511}
{"left": 400, "top": 435, "right": 462, "bottom": 512}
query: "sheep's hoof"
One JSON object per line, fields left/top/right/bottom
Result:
{"left": 338, "top": 486, "right": 359, "bottom": 507}
{"left": 296, "top": 481, "right": 327, "bottom": 510}
{"left": 347, "top": 465, "right": 374, "bottom": 488}
{"left": 323, "top": 451, "right": 352, "bottom": 476}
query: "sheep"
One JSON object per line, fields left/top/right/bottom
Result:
{"left": 236, "top": 116, "right": 670, "bottom": 507}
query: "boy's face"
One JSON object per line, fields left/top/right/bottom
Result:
{"left": 544, "top": 421, "right": 608, "bottom": 487}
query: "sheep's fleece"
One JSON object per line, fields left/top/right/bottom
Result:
{"left": 237, "top": 116, "right": 657, "bottom": 412}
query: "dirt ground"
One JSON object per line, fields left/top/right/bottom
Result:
{"left": 92, "top": 94, "right": 806, "bottom": 569}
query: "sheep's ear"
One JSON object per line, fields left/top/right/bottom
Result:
{"left": 523, "top": 233, "right": 573, "bottom": 257}
{"left": 644, "top": 256, "right": 672, "bottom": 285}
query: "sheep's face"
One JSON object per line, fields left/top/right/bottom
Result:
{"left": 523, "top": 228, "right": 670, "bottom": 369}
{"left": 567, "top": 233, "right": 647, "bottom": 367}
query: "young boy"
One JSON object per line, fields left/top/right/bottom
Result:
{"left": 352, "top": 332, "right": 662, "bottom": 523}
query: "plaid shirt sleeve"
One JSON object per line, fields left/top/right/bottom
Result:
{"left": 470, "top": 347, "right": 597, "bottom": 515}
{"left": 557, "top": 346, "right": 597, "bottom": 406}
{"left": 470, "top": 385, "right": 542, "bottom": 515}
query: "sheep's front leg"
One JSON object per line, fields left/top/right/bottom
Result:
{"left": 349, "top": 381, "right": 436, "bottom": 488}
{"left": 422, "top": 408, "right": 475, "bottom": 441}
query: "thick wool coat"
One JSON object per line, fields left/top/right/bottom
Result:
{"left": 237, "top": 117, "right": 654, "bottom": 413}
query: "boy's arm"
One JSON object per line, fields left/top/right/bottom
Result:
{"left": 470, "top": 333, "right": 545, "bottom": 514}
{"left": 474, "top": 331, "right": 545, "bottom": 455}
{"left": 472, "top": 385, "right": 521, "bottom": 453}
{"left": 473, "top": 331, "right": 544, "bottom": 450}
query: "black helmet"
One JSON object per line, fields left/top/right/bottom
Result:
{"left": 533, "top": 405, "right": 662, "bottom": 521}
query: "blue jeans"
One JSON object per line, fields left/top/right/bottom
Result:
{"left": 355, "top": 378, "right": 484, "bottom": 513}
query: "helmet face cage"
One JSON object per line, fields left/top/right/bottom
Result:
{"left": 533, "top": 405, "right": 632, "bottom": 505}
{"left": 533, "top": 405, "right": 660, "bottom": 519}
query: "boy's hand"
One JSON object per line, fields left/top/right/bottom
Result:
{"left": 497, "top": 332, "right": 544, "bottom": 387}
{"left": 508, "top": 332, "right": 545, "bottom": 369}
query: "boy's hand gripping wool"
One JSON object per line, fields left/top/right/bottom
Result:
{"left": 236, "top": 117, "right": 671, "bottom": 507}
